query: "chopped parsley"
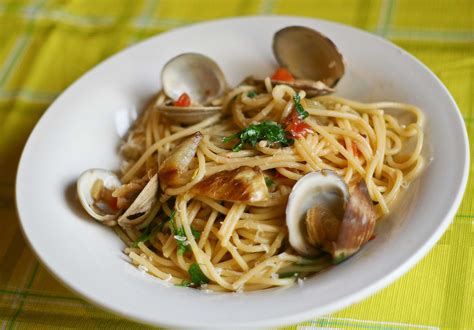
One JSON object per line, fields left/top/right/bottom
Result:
{"left": 191, "top": 227, "right": 201, "bottom": 240}
{"left": 157, "top": 209, "right": 176, "bottom": 232}
{"left": 292, "top": 94, "right": 309, "bottom": 119}
{"left": 188, "top": 263, "right": 209, "bottom": 286}
{"left": 132, "top": 222, "right": 156, "bottom": 247}
{"left": 166, "top": 210, "right": 201, "bottom": 255}
{"left": 173, "top": 227, "right": 188, "bottom": 255}
{"left": 223, "top": 121, "right": 294, "bottom": 152}
{"left": 264, "top": 176, "right": 274, "bottom": 187}
{"left": 246, "top": 91, "right": 257, "bottom": 98}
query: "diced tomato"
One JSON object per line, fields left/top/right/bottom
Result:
{"left": 284, "top": 109, "right": 314, "bottom": 138}
{"left": 103, "top": 193, "right": 119, "bottom": 212}
{"left": 285, "top": 121, "right": 314, "bottom": 138}
{"left": 174, "top": 93, "right": 191, "bottom": 107}
{"left": 271, "top": 68, "right": 295, "bottom": 82}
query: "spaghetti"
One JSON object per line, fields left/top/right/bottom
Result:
{"left": 92, "top": 77, "right": 425, "bottom": 292}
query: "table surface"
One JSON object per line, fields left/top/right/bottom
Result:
{"left": 1, "top": 0, "right": 473, "bottom": 329}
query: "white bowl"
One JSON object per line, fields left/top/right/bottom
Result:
{"left": 16, "top": 16, "right": 469, "bottom": 329}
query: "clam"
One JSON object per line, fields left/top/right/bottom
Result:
{"left": 156, "top": 53, "right": 228, "bottom": 124}
{"left": 77, "top": 169, "right": 122, "bottom": 222}
{"left": 77, "top": 169, "right": 159, "bottom": 226}
{"left": 117, "top": 174, "right": 158, "bottom": 227}
{"left": 269, "top": 26, "right": 345, "bottom": 96}
{"left": 286, "top": 170, "right": 376, "bottom": 262}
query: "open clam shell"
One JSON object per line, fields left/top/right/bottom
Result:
{"left": 76, "top": 169, "right": 122, "bottom": 222}
{"left": 156, "top": 53, "right": 227, "bottom": 124}
{"left": 273, "top": 26, "right": 345, "bottom": 88}
{"left": 161, "top": 53, "right": 227, "bottom": 105}
{"left": 117, "top": 174, "right": 159, "bottom": 227}
{"left": 286, "top": 170, "right": 376, "bottom": 262}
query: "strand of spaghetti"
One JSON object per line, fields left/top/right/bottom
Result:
{"left": 231, "top": 232, "right": 269, "bottom": 253}
{"left": 162, "top": 234, "right": 177, "bottom": 258}
{"left": 254, "top": 144, "right": 295, "bottom": 156}
{"left": 245, "top": 277, "right": 295, "bottom": 286}
{"left": 307, "top": 120, "right": 365, "bottom": 175}
{"left": 198, "top": 209, "right": 218, "bottom": 249}
{"left": 294, "top": 139, "right": 320, "bottom": 171}
{"left": 372, "top": 102, "right": 425, "bottom": 127}
{"left": 221, "top": 85, "right": 253, "bottom": 111}
{"left": 231, "top": 253, "right": 298, "bottom": 290}
{"left": 241, "top": 93, "right": 273, "bottom": 108}
{"left": 381, "top": 166, "right": 403, "bottom": 205}
{"left": 275, "top": 167, "right": 302, "bottom": 180}
{"left": 235, "top": 221, "right": 283, "bottom": 232}
{"left": 204, "top": 239, "right": 213, "bottom": 256}
{"left": 318, "top": 96, "right": 396, "bottom": 114}
{"left": 211, "top": 245, "right": 228, "bottom": 264}
{"left": 264, "top": 77, "right": 273, "bottom": 93}
{"left": 403, "top": 157, "right": 426, "bottom": 182}
{"left": 374, "top": 114, "right": 386, "bottom": 178}
{"left": 385, "top": 130, "right": 403, "bottom": 155}
{"left": 218, "top": 203, "right": 246, "bottom": 246}
{"left": 179, "top": 201, "right": 234, "bottom": 290}
{"left": 200, "top": 139, "right": 264, "bottom": 164}
{"left": 194, "top": 196, "right": 229, "bottom": 215}
{"left": 248, "top": 100, "right": 275, "bottom": 123}
{"left": 225, "top": 242, "right": 249, "bottom": 271}
{"left": 384, "top": 115, "right": 418, "bottom": 137}
{"left": 317, "top": 96, "right": 384, "bottom": 115}
{"left": 129, "top": 252, "right": 182, "bottom": 284}
{"left": 216, "top": 253, "right": 263, "bottom": 269}
{"left": 122, "top": 114, "right": 221, "bottom": 182}
{"left": 137, "top": 242, "right": 176, "bottom": 267}
{"left": 206, "top": 160, "right": 309, "bottom": 176}
{"left": 307, "top": 108, "right": 377, "bottom": 142}
{"left": 236, "top": 229, "right": 272, "bottom": 244}
{"left": 257, "top": 230, "right": 286, "bottom": 261}
{"left": 205, "top": 137, "right": 259, "bottom": 157}
{"left": 176, "top": 253, "right": 189, "bottom": 272}
{"left": 387, "top": 124, "right": 424, "bottom": 169}
{"left": 321, "top": 125, "right": 373, "bottom": 159}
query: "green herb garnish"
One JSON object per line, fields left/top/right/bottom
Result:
{"left": 174, "top": 227, "right": 188, "bottom": 255}
{"left": 175, "top": 226, "right": 200, "bottom": 255}
{"left": 247, "top": 91, "right": 257, "bottom": 98}
{"left": 292, "top": 94, "right": 309, "bottom": 119}
{"left": 191, "top": 227, "right": 201, "bottom": 240}
{"left": 264, "top": 176, "right": 274, "bottom": 187}
{"left": 158, "top": 209, "right": 176, "bottom": 232}
{"left": 222, "top": 121, "right": 294, "bottom": 152}
{"left": 188, "top": 263, "right": 209, "bottom": 286}
{"left": 132, "top": 222, "right": 156, "bottom": 247}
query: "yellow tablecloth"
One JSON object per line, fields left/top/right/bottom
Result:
{"left": 1, "top": 0, "right": 473, "bottom": 329}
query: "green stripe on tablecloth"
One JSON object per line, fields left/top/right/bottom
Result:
{"left": 0, "top": 0, "right": 46, "bottom": 86}
{"left": 7, "top": 261, "right": 39, "bottom": 329}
